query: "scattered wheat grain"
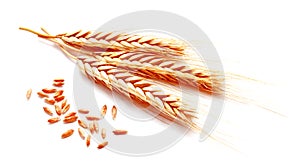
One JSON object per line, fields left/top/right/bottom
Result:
{"left": 61, "top": 104, "right": 70, "bottom": 114}
{"left": 54, "top": 78, "right": 64, "bottom": 82}
{"left": 101, "top": 105, "right": 107, "bottom": 117}
{"left": 63, "top": 116, "right": 78, "bottom": 123}
{"left": 89, "top": 122, "right": 95, "bottom": 134}
{"left": 48, "top": 117, "right": 60, "bottom": 124}
{"left": 26, "top": 88, "right": 32, "bottom": 100}
{"left": 112, "top": 105, "right": 117, "bottom": 120}
{"left": 78, "top": 109, "right": 90, "bottom": 114}
{"left": 54, "top": 90, "right": 64, "bottom": 97}
{"left": 78, "top": 120, "right": 88, "bottom": 129}
{"left": 54, "top": 95, "right": 64, "bottom": 102}
{"left": 93, "top": 121, "right": 99, "bottom": 134}
{"left": 78, "top": 128, "right": 85, "bottom": 140}
{"left": 112, "top": 130, "right": 128, "bottom": 135}
{"left": 53, "top": 82, "right": 64, "bottom": 87}
{"left": 54, "top": 104, "right": 61, "bottom": 116}
{"left": 86, "top": 135, "right": 91, "bottom": 147}
{"left": 97, "top": 141, "right": 108, "bottom": 149}
{"left": 61, "top": 129, "right": 74, "bottom": 139}
{"left": 43, "top": 106, "right": 53, "bottom": 116}
{"left": 65, "top": 112, "right": 76, "bottom": 118}
{"left": 101, "top": 128, "right": 106, "bottom": 139}
{"left": 61, "top": 99, "right": 67, "bottom": 109}
{"left": 86, "top": 116, "right": 101, "bottom": 121}
{"left": 45, "top": 98, "right": 55, "bottom": 105}
{"left": 37, "top": 91, "right": 49, "bottom": 98}
{"left": 42, "top": 88, "right": 57, "bottom": 94}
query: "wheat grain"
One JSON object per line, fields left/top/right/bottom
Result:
{"left": 54, "top": 95, "right": 64, "bottom": 102}
{"left": 65, "top": 112, "right": 76, "bottom": 118}
{"left": 78, "top": 120, "right": 88, "bottom": 129}
{"left": 48, "top": 117, "right": 60, "bottom": 124}
{"left": 43, "top": 106, "right": 53, "bottom": 116}
{"left": 42, "top": 88, "right": 57, "bottom": 94}
{"left": 97, "top": 141, "right": 108, "bottom": 149}
{"left": 54, "top": 90, "right": 64, "bottom": 97}
{"left": 78, "top": 128, "right": 85, "bottom": 140}
{"left": 100, "top": 105, "right": 107, "bottom": 117}
{"left": 61, "top": 104, "right": 70, "bottom": 114}
{"left": 86, "top": 116, "right": 101, "bottom": 121}
{"left": 93, "top": 121, "right": 99, "bottom": 134}
{"left": 112, "top": 130, "right": 128, "bottom": 135}
{"left": 78, "top": 109, "right": 90, "bottom": 114}
{"left": 45, "top": 98, "right": 55, "bottom": 105}
{"left": 26, "top": 88, "right": 32, "bottom": 100}
{"left": 111, "top": 105, "right": 117, "bottom": 120}
{"left": 101, "top": 128, "right": 106, "bottom": 139}
{"left": 86, "top": 135, "right": 91, "bottom": 147}
{"left": 54, "top": 104, "right": 61, "bottom": 116}
{"left": 61, "top": 99, "right": 67, "bottom": 109}
{"left": 63, "top": 116, "right": 78, "bottom": 123}
{"left": 61, "top": 129, "right": 74, "bottom": 139}
{"left": 37, "top": 91, "right": 49, "bottom": 98}
{"left": 89, "top": 122, "right": 95, "bottom": 134}
{"left": 54, "top": 78, "right": 64, "bottom": 82}
{"left": 53, "top": 82, "right": 64, "bottom": 87}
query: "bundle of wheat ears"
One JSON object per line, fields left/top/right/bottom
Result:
{"left": 20, "top": 27, "right": 225, "bottom": 132}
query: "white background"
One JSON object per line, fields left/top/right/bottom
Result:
{"left": 1, "top": 0, "right": 299, "bottom": 162}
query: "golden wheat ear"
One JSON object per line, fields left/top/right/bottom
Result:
{"left": 76, "top": 54, "right": 201, "bottom": 131}
{"left": 19, "top": 27, "right": 187, "bottom": 55}
{"left": 100, "top": 51, "right": 225, "bottom": 95}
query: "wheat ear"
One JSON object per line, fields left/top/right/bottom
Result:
{"left": 75, "top": 55, "right": 200, "bottom": 131}
{"left": 19, "top": 27, "right": 186, "bottom": 57}
{"left": 100, "top": 51, "right": 224, "bottom": 95}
